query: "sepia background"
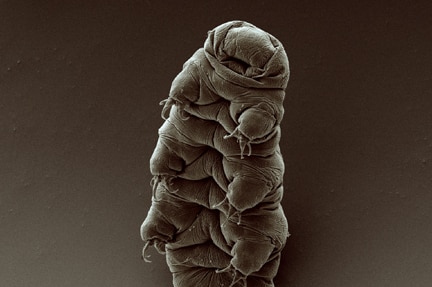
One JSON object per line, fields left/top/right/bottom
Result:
{"left": 1, "top": 1, "right": 431, "bottom": 286}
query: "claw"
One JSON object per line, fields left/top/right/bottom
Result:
{"left": 150, "top": 175, "right": 162, "bottom": 201}
{"left": 215, "top": 263, "right": 234, "bottom": 274}
{"left": 231, "top": 210, "right": 242, "bottom": 225}
{"left": 216, "top": 264, "right": 247, "bottom": 287}
{"left": 238, "top": 136, "right": 252, "bottom": 159}
{"left": 177, "top": 101, "right": 191, "bottom": 120}
{"left": 160, "top": 97, "right": 191, "bottom": 120}
{"left": 223, "top": 127, "right": 240, "bottom": 140}
{"left": 142, "top": 239, "right": 167, "bottom": 262}
{"left": 160, "top": 175, "right": 179, "bottom": 193}
{"left": 141, "top": 241, "right": 152, "bottom": 263}
{"left": 224, "top": 128, "right": 252, "bottom": 159}
{"left": 225, "top": 207, "right": 243, "bottom": 225}
{"left": 160, "top": 98, "right": 175, "bottom": 120}
{"left": 219, "top": 202, "right": 241, "bottom": 227}
{"left": 213, "top": 195, "right": 229, "bottom": 209}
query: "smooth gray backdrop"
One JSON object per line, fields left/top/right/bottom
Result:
{"left": 1, "top": 1, "right": 431, "bottom": 286}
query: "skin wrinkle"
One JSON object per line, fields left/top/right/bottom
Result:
{"left": 140, "top": 20, "right": 289, "bottom": 287}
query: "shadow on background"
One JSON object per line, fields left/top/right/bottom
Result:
{"left": 1, "top": 1, "right": 431, "bottom": 286}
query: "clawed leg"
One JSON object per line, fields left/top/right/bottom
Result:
{"left": 230, "top": 239, "right": 275, "bottom": 276}
{"left": 160, "top": 98, "right": 190, "bottom": 120}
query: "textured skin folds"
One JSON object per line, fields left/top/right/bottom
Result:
{"left": 141, "top": 20, "right": 290, "bottom": 287}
